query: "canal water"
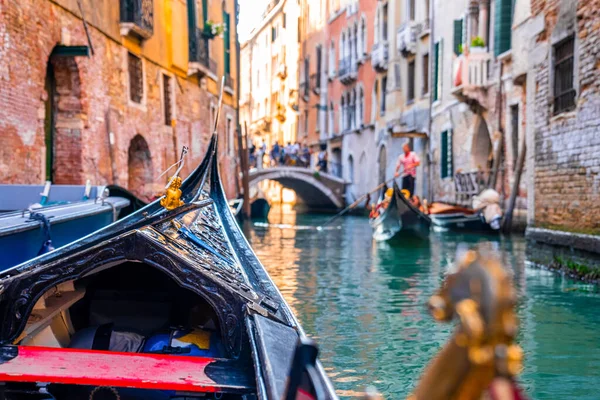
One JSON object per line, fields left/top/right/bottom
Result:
{"left": 243, "top": 207, "right": 600, "bottom": 399}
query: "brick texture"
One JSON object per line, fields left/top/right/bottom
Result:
{"left": 0, "top": 0, "right": 238, "bottom": 201}
{"left": 531, "top": 0, "right": 600, "bottom": 233}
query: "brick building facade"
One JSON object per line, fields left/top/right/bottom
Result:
{"left": 0, "top": 0, "right": 239, "bottom": 201}
{"left": 526, "top": 0, "right": 600, "bottom": 234}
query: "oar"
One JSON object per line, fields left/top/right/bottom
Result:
{"left": 319, "top": 176, "right": 399, "bottom": 228}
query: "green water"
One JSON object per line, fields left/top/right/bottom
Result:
{"left": 243, "top": 208, "right": 600, "bottom": 399}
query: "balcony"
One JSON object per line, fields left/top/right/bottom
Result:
{"left": 337, "top": 59, "right": 357, "bottom": 85}
{"left": 119, "top": 0, "right": 154, "bottom": 40}
{"left": 188, "top": 30, "right": 217, "bottom": 78}
{"left": 371, "top": 42, "right": 389, "bottom": 71}
{"left": 310, "top": 73, "right": 321, "bottom": 95}
{"left": 415, "top": 18, "right": 431, "bottom": 38}
{"left": 397, "top": 22, "right": 417, "bottom": 56}
{"left": 451, "top": 49, "right": 492, "bottom": 110}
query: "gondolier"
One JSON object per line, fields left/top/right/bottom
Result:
{"left": 395, "top": 143, "right": 420, "bottom": 197}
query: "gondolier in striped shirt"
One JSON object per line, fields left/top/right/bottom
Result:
{"left": 395, "top": 143, "right": 420, "bottom": 197}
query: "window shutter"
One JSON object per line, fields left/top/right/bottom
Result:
{"left": 433, "top": 42, "right": 439, "bottom": 101}
{"left": 441, "top": 131, "right": 448, "bottom": 178}
{"left": 224, "top": 12, "right": 231, "bottom": 74}
{"left": 494, "top": 0, "right": 514, "bottom": 56}
{"left": 202, "top": 0, "right": 208, "bottom": 23}
{"left": 453, "top": 19, "right": 463, "bottom": 55}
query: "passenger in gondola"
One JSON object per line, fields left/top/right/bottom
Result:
{"left": 366, "top": 188, "right": 394, "bottom": 219}
{"left": 395, "top": 143, "right": 420, "bottom": 197}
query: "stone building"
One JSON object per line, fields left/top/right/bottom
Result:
{"left": 239, "top": 0, "right": 300, "bottom": 153}
{"left": 430, "top": 0, "right": 528, "bottom": 218}
{"left": 523, "top": 0, "right": 600, "bottom": 244}
{"left": 0, "top": 0, "right": 239, "bottom": 200}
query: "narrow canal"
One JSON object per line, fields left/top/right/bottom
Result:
{"left": 243, "top": 207, "right": 600, "bottom": 399}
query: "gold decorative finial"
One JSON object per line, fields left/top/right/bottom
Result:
{"left": 161, "top": 175, "right": 184, "bottom": 210}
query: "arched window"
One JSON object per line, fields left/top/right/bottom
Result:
{"left": 358, "top": 86, "right": 364, "bottom": 127}
{"left": 340, "top": 33, "right": 346, "bottom": 65}
{"left": 351, "top": 88, "right": 357, "bottom": 129}
{"left": 353, "top": 22, "right": 359, "bottom": 64}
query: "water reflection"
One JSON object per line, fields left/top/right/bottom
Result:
{"left": 243, "top": 207, "right": 600, "bottom": 399}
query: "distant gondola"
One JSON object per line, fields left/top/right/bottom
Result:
{"left": 369, "top": 183, "right": 431, "bottom": 241}
{"left": 0, "top": 108, "right": 336, "bottom": 398}
{"left": 428, "top": 202, "right": 501, "bottom": 233}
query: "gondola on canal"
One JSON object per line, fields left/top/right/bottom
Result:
{"left": 0, "top": 182, "right": 129, "bottom": 271}
{"left": 369, "top": 183, "right": 431, "bottom": 242}
{"left": 0, "top": 90, "right": 336, "bottom": 399}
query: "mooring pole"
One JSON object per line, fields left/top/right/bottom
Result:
{"left": 239, "top": 122, "right": 251, "bottom": 218}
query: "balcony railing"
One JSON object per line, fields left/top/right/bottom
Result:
{"left": 415, "top": 18, "right": 430, "bottom": 37}
{"left": 337, "top": 59, "right": 357, "bottom": 84}
{"left": 189, "top": 30, "right": 217, "bottom": 77}
{"left": 452, "top": 49, "right": 492, "bottom": 108}
{"left": 371, "top": 42, "right": 389, "bottom": 71}
{"left": 119, "top": 0, "right": 154, "bottom": 40}
{"left": 397, "top": 22, "right": 416, "bottom": 56}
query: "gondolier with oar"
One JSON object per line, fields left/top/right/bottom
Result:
{"left": 395, "top": 143, "right": 420, "bottom": 197}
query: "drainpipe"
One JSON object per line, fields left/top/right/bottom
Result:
{"left": 426, "top": 0, "right": 435, "bottom": 203}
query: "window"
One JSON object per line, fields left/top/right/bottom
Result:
{"left": 128, "top": 53, "right": 143, "bottom": 104}
{"left": 223, "top": 12, "right": 231, "bottom": 75}
{"left": 316, "top": 45, "right": 322, "bottom": 88}
{"left": 371, "top": 80, "right": 379, "bottom": 122}
{"left": 283, "top": 13, "right": 286, "bottom": 28}
{"left": 382, "top": 3, "right": 388, "bottom": 41}
{"left": 510, "top": 105, "right": 519, "bottom": 170}
{"left": 553, "top": 36, "right": 575, "bottom": 115}
{"left": 358, "top": 87, "right": 364, "bottom": 126}
{"left": 409, "top": 0, "right": 415, "bottom": 21}
{"left": 422, "top": 53, "right": 429, "bottom": 95}
{"left": 226, "top": 116, "right": 233, "bottom": 155}
{"left": 340, "top": 95, "right": 345, "bottom": 131}
{"left": 347, "top": 155, "right": 354, "bottom": 183}
{"left": 329, "top": 102, "right": 335, "bottom": 135}
{"left": 162, "top": 74, "right": 173, "bottom": 126}
{"left": 453, "top": 18, "right": 464, "bottom": 55}
{"left": 272, "top": 26, "right": 276, "bottom": 42}
{"left": 304, "top": 110, "right": 309, "bottom": 136}
{"left": 433, "top": 40, "right": 442, "bottom": 101}
{"left": 374, "top": 10, "right": 380, "bottom": 44}
{"left": 380, "top": 76, "right": 387, "bottom": 115}
{"left": 329, "top": 41, "right": 335, "bottom": 76}
{"left": 494, "top": 0, "right": 514, "bottom": 56}
{"left": 441, "top": 130, "right": 453, "bottom": 179}
{"left": 407, "top": 60, "right": 415, "bottom": 103}
{"left": 394, "top": 63, "right": 401, "bottom": 89}
{"left": 360, "top": 18, "right": 366, "bottom": 55}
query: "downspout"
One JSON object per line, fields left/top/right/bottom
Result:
{"left": 426, "top": 0, "right": 435, "bottom": 203}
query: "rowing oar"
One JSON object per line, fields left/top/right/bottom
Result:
{"left": 318, "top": 176, "right": 399, "bottom": 229}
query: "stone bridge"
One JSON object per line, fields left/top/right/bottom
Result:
{"left": 248, "top": 167, "right": 347, "bottom": 209}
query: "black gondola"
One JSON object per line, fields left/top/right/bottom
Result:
{"left": 428, "top": 205, "right": 500, "bottom": 233}
{"left": 369, "top": 183, "right": 431, "bottom": 241}
{"left": 0, "top": 129, "right": 336, "bottom": 398}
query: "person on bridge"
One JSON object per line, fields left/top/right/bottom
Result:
{"left": 270, "top": 142, "right": 280, "bottom": 166}
{"left": 395, "top": 143, "right": 420, "bottom": 197}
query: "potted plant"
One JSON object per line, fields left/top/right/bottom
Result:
{"left": 470, "top": 36, "right": 486, "bottom": 52}
{"left": 203, "top": 20, "right": 224, "bottom": 39}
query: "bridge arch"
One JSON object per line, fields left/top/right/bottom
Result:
{"left": 248, "top": 167, "right": 346, "bottom": 209}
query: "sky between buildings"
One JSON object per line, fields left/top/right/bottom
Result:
{"left": 238, "top": 0, "right": 271, "bottom": 42}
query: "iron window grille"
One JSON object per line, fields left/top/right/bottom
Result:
{"left": 128, "top": 53, "right": 143, "bottom": 104}
{"left": 162, "top": 74, "right": 173, "bottom": 126}
{"left": 553, "top": 36, "right": 576, "bottom": 115}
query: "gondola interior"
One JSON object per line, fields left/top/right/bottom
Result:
{"left": 9, "top": 261, "right": 253, "bottom": 399}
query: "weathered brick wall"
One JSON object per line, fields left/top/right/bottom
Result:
{"left": 0, "top": 1, "right": 238, "bottom": 200}
{"left": 531, "top": 0, "right": 600, "bottom": 233}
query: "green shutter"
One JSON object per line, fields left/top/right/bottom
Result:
{"left": 494, "top": 0, "right": 514, "bottom": 56}
{"left": 453, "top": 19, "right": 463, "bottom": 55}
{"left": 441, "top": 130, "right": 448, "bottom": 178}
{"left": 223, "top": 12, "right": 231, "bottom": 74}
{"left": 433, "top": 42, "right": 439, "bottom": 101}
{"left": 440, "top": 130, "right": 453, "bottom": 178}
{"left": 202, "top": 0, "right": 208, "bottom": 23}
